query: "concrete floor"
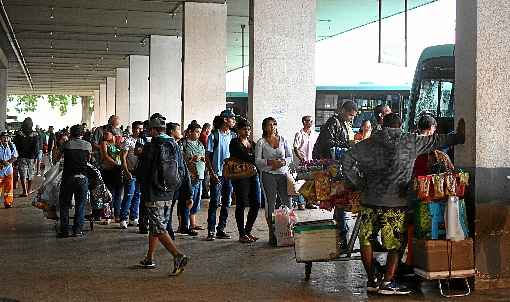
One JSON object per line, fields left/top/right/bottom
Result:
{"left": 1, "top": 180, "right": 509, "bottom": 302}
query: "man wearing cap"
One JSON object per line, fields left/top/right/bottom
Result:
{"left": 0, "top": 132, "right": 17, "bottom": 208}
{"left": 58, "top": 125, "right": 92, "bottom": 238}
{"left": 205, "top": 109, "right": 237, "bottom": 241}
{"left": 136, "top": 116, "right": 190, "bottom": 276}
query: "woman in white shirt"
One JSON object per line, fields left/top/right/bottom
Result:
{"left": 255, "top": 117, "right": 292, "bottom": 246}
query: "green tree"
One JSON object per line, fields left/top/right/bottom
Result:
{"left": 47, "top": 95, "right": 80, "bottom": 116}
{"left": 7, "top": 95, "right": 41, "bottom": 113}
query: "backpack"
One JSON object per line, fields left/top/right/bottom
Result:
{"left": 152, "top": 140, "right": 183, "bottom": 193}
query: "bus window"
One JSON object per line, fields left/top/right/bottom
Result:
{"left": 414, "top": 79, "right": 440, "bottom": 125}
{"left": 439, "top": 81, "right": 454, "bottom": 118}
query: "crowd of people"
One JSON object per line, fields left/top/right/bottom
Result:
{"left": 2, "top": 101, "right": 465, "bottom": 295}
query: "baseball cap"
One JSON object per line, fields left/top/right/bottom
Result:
{"left": 219, "top": 109, "right": 235, "bottom": 118}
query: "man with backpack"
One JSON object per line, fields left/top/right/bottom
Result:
{"left": 13, "top": 117, "right": 40, "bottom": 197}
{"left": 0, "top": 132, "right": 18, "bottom": 208}
{"left": 205, "top": 109, "right": 237, "bottom": 241}
{"left": 137, "top": 116, "right": 190, "bottom": 276}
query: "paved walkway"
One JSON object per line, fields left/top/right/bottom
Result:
{"left": 1, "top": 183, "right": 509, "bottom": 301}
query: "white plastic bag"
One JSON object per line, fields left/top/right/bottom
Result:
{"left": 274, "top": 206, "right": 298, "bottom": 247}
{"left": 445, "top": 196, "right": 467, "bottom": 241}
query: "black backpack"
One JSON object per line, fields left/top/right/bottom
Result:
{"left": 152, "top": 140, "right": 183, "bottom": 193}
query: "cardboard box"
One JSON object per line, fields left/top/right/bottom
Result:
{"left": 413, "top": 238, "right": 474, "bottom": 272}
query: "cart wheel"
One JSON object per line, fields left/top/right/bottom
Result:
{"left": 305, "top": 262, "right": 312, "bottom": 281}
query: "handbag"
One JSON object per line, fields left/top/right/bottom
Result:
{"left": 222, "top": 157, "right": 257, "bottom": 180}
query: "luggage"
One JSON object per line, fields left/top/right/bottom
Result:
{"left": 413, "top": 238, "right": 474, "bottom": 272}
{"left": 294, "top": 220, "right": 340, "bottom": 262}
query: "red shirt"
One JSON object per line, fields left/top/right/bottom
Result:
{"left": 199, "top": 133, "right": 209, "bottom": 147}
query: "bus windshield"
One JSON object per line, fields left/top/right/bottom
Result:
{"left": 414, "top": 79, "right": 454, "bottom": 125}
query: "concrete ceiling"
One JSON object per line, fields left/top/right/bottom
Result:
{"left": 1, "top": 0, "right": 437, "bottom": 96}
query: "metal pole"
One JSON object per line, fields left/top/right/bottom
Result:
{"left": 241, "top": 24, "right": 246, "bottom": 92}
{"left": 405, "top": 0, "right": 408, "bottom": 67}
{"left": 378, "top": 0, "right": 382, "bottom": 63}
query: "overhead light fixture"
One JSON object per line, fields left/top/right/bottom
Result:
{"left": 49, "top": 31, "right": 53, "bottom": 36}
{"left": 114, "top": 27, "right": 118, "bottom": 38}
{"left": 106, "top": 42, "right": 110, "bottom": 52}
{"left": 49, "top": 7, "right": 55, "bottom": 19}
{"left": 125, "top": 15, "right": 128, "bottom": 24}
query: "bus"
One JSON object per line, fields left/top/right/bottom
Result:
{"left": 226, "top": 86, "right": 411, "bottom": 132}
{"left": 406, "top": 44, "right": 455, "bottom": 134}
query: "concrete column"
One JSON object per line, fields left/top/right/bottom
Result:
{"left": 116, "top": 68, "right": 129, "bottom": 126}
{"left": 456, "top": 0, "right": 510, "bottom": 289}
{"left": 0, "top": 48, "right": 7, "bottom": 131}
{"left": 150, "top": 35, "right": 182, "bottom": 123}
{"left": 248, "top": 0, "right": 316, "bottom": 140}
{"left": 99, "top": 83, "right": 107, "bottom": 125}
{"left": 80, "top": 96, "right": 92, "bottom": 128}
{"left": 93, "top": 90, "right": 100, "bottom": 127}
{"left": 106, "top": 77, "right": 116, "bottom": 118}
{"left": 129, "top": 55, "right": 149, "bottom": 123}
{"left": 183, "top": 2, "right": 227, "bottom": 126}
{"left": 0, "top": 69, "right": 6, "bottom": 131}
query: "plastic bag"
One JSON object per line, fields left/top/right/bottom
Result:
{"left": 274, "top": 206, "right": 297, "bottom": 247}
{"left": 444, "top": 173, "right": 457, "bottom": 196}
{"left": 314, "top": 171, "right": 331, "bottom": 201}
{"left": 445, "top": 196, "right": 468, "bottom": 241}
{"left": 298, "top": 180, "right": 316, "bottom": 202}
{"left": 417, "top": 176, "right": 432, "bottom": 200}
{"left": 432, "top": 174, "right": 445, "bottom": 199}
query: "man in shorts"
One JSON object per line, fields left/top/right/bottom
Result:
{"left": 342, "top": 113, "right": 465, "bottom": 295}
{"left": 137, "top": 116, "right": 191, "bottom": 276}
{"left": 13, "top": 118, "right": 39, "bottom": 197}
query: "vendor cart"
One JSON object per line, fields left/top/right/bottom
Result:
{"left": 294, "top": 212, "right": 363, "bottom": 281}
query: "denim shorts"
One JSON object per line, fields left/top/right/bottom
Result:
{"left": 147, "top": 206, "right": 170, "bottom": 235}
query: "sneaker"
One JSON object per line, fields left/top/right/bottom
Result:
{"left": 216, "top": 231, "right": 231, "bottom": 239}
{"left": 72, "top": 231, "right": 86, "bottom": 238}
{"left": 206, "top": 232, "right": 216, "bottom": 241}
{"left": 139, "top": 258, "right": 156, "bottom": 269}
{"left": 187, "top": 229, "right": 199, "bottom": 236}
{"left": 129, "top": 219, "right": 139, "bottom": 227}
{"left": 120, "top": 220, "right": 128, "bottom": 229}
{"left": 378, "top": 280, "right": 412, "bottom": 295}
{"left": 366, "top": 280, "right": 379, "bottom": 293}
{"left": 169, "top": 254, "right": 188, "bottom": 276}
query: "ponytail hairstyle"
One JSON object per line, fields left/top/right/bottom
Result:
{"left": 262, "top": 117, "right": 277, "bottom": 138}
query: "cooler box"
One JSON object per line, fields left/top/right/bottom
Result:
{"left": 413, "top": 238, "right": 474, "bottom": 272}
{"left": 293, "top": 220, "right": 339, "bottom": 262}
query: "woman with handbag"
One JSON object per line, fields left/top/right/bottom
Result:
{"left": 255, "top": 117, "right": 293, "bottom": 246}
{"left": 228, "top": 118, "right": 261, "bottom": 243}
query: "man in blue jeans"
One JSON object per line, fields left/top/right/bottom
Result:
{"left": 58, "top": 124, "right": 92, "bottom": 238}
{"left": 120, "top": 121, "right": 145, "bottom": 229}
{"left": 205, "top": 110, "right": 236, "bottom": 241}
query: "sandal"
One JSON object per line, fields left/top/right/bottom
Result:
{"left": 239, "top": 235, "right": 254, "bottom": 243}
{"left": 247, "top": 234, "right": 259, "bottom": 241}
